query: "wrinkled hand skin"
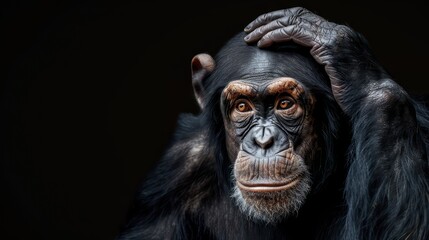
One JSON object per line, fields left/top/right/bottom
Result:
{"left": 244, "top": 7, "right": 392, "bottom": 114}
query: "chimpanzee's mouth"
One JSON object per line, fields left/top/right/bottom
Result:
{"left": 237, "top": 177, "right": 300, "bottom": 193}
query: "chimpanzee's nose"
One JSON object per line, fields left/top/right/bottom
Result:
{"left": 254, "top": 126, "right": 274, "bottom": 149}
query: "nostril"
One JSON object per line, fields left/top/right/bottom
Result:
{"left": 255, "top": 136, "right": 274, "bottom": 149}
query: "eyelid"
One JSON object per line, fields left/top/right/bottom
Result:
{"left": 234, "top": 97, "right": 252, "bottom": 105}
{"left": 276, "top": 95, "right": 294, "bottom": 103}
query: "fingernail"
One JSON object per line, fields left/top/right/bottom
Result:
{"left": 244, "top": 35, "right": 250, "bottom": 41}
{"left": 244, "top": 26, "right": 251, "bottom": 32}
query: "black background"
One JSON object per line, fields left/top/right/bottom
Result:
{"left": 2, "top": 1, "right": 428, "bottom": 239}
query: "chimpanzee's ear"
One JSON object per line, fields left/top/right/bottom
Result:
{"left": 191, "top": 53, "right": 215, "bottom": 109}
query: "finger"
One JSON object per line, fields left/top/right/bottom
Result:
{"left": 244, "top": 10, "right": 287, "bottom": 33}
{"left": 244, "top": 7, "right": 310, "bottom": 33}
{"left": 244, "top": 18, "right": 292, "bottom": 43}
{"left": 244, "top": 10, "right": 320, "bottom": 43}
{"left": 257, "top": 25, "right": 316, "bottom": 48}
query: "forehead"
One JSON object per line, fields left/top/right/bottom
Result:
{"left": 245, "top": 51, "right": 278, "bottom": 75}
{"left": 210, "top": 40, "right": 329, "bottom": 98}
{"left": 233, "top": 50, "right": 289, "bottom": 80}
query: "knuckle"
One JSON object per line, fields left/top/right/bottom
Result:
{"left": 295, "top": 16, "right": 303, "bottom": 25}
{"left": 256, "top": 27, "right": 264, "bottom": 36}
{"left": 288, "top": 9, "right": 309, "bottom": 25}
{"left": 291, "top": 7, "right": 310, "bottom": 15}
{"left": 291, "top": 26, "right": 300, "bottom": 36}
{"left": 282, "top": 9, "right": 288, "bottom": 15}
{"left": 255, "top": 13, "right": 265, "bottom": 24}
{"left": 275, "top": 19, "right": 285, "bottom": 28}
{"left": 280, "top": 28, "right": 290, "bottom": 37}
{"left": 265, "top": 31, "right": 275, "bottom": 40}
{"left": 261, "top": 13, "right": 269, "bottom": 22}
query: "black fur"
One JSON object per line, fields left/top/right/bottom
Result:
{"left": 117, "top": 33, "right": 429, "bottom": 240}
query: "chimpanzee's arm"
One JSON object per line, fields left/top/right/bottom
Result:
{"left": 244, "top": 7, "right": 429, "bottom": 240}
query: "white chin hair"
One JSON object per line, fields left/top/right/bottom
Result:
{"left": 231, "top": 177, "right": 311, "bottom": 224}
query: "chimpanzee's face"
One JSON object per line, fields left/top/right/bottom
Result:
{"left": 220, "top": 76, "right": 318, "bottom": 223}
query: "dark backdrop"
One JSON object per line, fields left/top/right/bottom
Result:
{"left": 2, "top": 1, "right": 428, "bottom": 239}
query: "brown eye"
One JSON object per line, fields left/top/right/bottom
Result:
{"left": 277, "top": 98, "right": 294, "bottom": 110}
{"left": 235, "top": 101, "right": 252, "bottom": 112}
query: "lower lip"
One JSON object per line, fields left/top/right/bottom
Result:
{"left": 237, "top": 178, "right": 300, "bottom": 193}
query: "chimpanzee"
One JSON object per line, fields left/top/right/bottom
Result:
{"left": 117, "top": 7, "right": 429, "bottom": 240}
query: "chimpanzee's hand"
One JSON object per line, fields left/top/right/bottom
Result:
{"left": 244, "top": 7, "right": 390, "bottom": 112}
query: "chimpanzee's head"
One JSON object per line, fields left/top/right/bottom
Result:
{"left": 190, "top": 33, "right": 340, "bottom": 223}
